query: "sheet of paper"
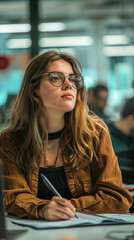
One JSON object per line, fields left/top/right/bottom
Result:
{"left": 12, "top": 212, "right": 134, "bottom": 229}
{"left": 98, "top": 213, "right": 134, "bottom": 223}
{"left": 12, "top": 217, "right": 97, "bottom": 229}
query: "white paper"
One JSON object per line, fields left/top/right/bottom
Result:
{"left": 12, "top": 212, "right": 134, "bottom": 229}
{"left": 99, "top": 213, "right": 134, "bottom": 223}
{"left": 12, "top": 217, "right": 95, "bottom": 229}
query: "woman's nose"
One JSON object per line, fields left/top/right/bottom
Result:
{"left": 62, "top": 76, "right": 72, "bottom": 90}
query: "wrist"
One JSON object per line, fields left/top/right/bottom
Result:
{"left": 38, "top": 205, "right": 46, "bottom": 219}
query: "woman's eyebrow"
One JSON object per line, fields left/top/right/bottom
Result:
{"left": 51, "top": 71, "right": 75, "bottom": 76}
{"left": 63, "top": 73, "right": 75, "bottom": 76}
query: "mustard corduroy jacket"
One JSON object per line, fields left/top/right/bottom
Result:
{"left": 0, "top": 127, "right": 132, "bottom": 219}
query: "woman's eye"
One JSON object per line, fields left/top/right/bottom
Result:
{"left": 51, "top": 77, "right": 59, "bottom": 81}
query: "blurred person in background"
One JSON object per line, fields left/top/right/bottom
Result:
{"left": 87, "top": 84, "right": 110, "bottom": 123}
{"left": 107, "top": 97, "right": 134, "bottom": 184}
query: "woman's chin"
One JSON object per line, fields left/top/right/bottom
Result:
{"left": 62, "top": 105, "right": 75, "bottom": 112}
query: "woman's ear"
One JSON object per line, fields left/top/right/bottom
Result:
{"left": 35, "top": 84, "right": 40, "bottom": 96}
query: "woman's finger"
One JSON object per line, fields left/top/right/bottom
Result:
{"left": 52, "top": 196, "right": 76, "bottom": 212}
{"left": 42, "top": 197, "right": 75, "bottom": 220}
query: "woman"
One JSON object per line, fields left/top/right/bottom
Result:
{"left": 0, "top": 50, "right": 132, "bottom": 220}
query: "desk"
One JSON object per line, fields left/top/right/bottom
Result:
{"left": 6, "top": 216, "right": 134, "bottom": 240}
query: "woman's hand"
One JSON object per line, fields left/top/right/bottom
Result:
{"left": 38, "top": 196, "right": 76, "bottom": 220}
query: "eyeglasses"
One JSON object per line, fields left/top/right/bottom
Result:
{"left": 42, "top": 72, "right": 84, "bottom": 90}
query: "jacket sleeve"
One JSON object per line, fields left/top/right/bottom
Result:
{"left": 71, "top": 126, "right": 133, "bottom": 214}
{"left": 0, "top": 133, "right": 48, "bottom": 219}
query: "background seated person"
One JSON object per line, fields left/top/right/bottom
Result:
{"left": 107, "top": 97, "right": 134, "bottom": 184}
{"left": 87, "top": 84, "right": 110, "bottom": 123}
{"left": 0, "top": 50, "right": 132, "bottom": 220}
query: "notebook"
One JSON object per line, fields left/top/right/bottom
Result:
{"left": 12, "top": 210, "right": 134, "bottom": 229}
{"left": 0, "top": 160, "right": 28, "bottom": 240}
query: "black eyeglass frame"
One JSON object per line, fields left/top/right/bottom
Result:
{"left": 41, "top": 71, "right": 84, "bottom": 90}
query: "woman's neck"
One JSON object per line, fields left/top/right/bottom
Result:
{"left": 48, "top": 128, "right": 64, "bottom": 140}
{"left": 46, "top": 114, "right": 65, "bottom": 133}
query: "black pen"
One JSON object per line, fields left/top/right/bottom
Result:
{"left": 40, "top": 173, "right": 79, "bottom": 218}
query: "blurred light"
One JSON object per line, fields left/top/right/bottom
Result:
{"left": 6, "top": 39, "right": 31, "bottom": 48}
{"left": 39, "top": 22, "right": 65, "bottom": 32}
{"left": 103, "top": 46, "right": 134, "bottom": 56}
{"left": 0, "top": 24, "right": 31, "bottom": 33}
{"left": 103, "top": 35, "right": 129, "bottom": 45}
{"left": 39, "top": 36, "right": 93, "bottom": 47}
{"left": 0, "top": 22, "right": 65, "bottom": 33}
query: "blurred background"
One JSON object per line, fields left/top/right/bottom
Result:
{"left": 0, "top": 0, "right": 134, "bottom": 129}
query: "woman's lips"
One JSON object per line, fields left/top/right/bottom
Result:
{"left": 61, "top": 94, "right": 74, "bottom": 99}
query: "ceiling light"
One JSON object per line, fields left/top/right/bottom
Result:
{"left": 39, "top": 22, "right": 65, "bottom": 32}
{"left": 103, "top": 46, "right": 134, "bottom": 56}
{"left": 6, "top": 39, "right": 31, "bottom": 48}
{"left": 103, "top": 35, "right": 129, "bottom": 45}
{"left": 39, "top": 36, "right": 93, "bottom": 47}
{"left": 0, "top": 24, "right": 31, "bottom": 33}
{"left": 0, "top": 22, "right": 65, "bottom": 34}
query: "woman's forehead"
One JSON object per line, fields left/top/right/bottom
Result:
{"left": 46, "top": 59, "right": 73, "bottom": 72}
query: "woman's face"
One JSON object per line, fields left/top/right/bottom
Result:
{"left": 37, "top": 59, "right": 77, "bottom": 115}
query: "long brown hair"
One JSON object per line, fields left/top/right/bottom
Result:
{"left": 3, "top": 50, "right": 102, "bottom": 170}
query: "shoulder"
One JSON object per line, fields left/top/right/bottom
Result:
{"left": 87, "top": 114, "right": 109, "bottom": 135}
{"left": 86, "top": 115, "right": 111, "bottom": 153}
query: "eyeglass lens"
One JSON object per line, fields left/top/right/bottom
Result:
{"left": 48, "top": 72, "right": 83, "bottom": 89}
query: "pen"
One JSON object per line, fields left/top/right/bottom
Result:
{"left": 40, "top": 173, "right": 79, "bottom": 218}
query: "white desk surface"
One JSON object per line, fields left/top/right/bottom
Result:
{"left": 6, "top": 216, "right": 134, "bottom": 240}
